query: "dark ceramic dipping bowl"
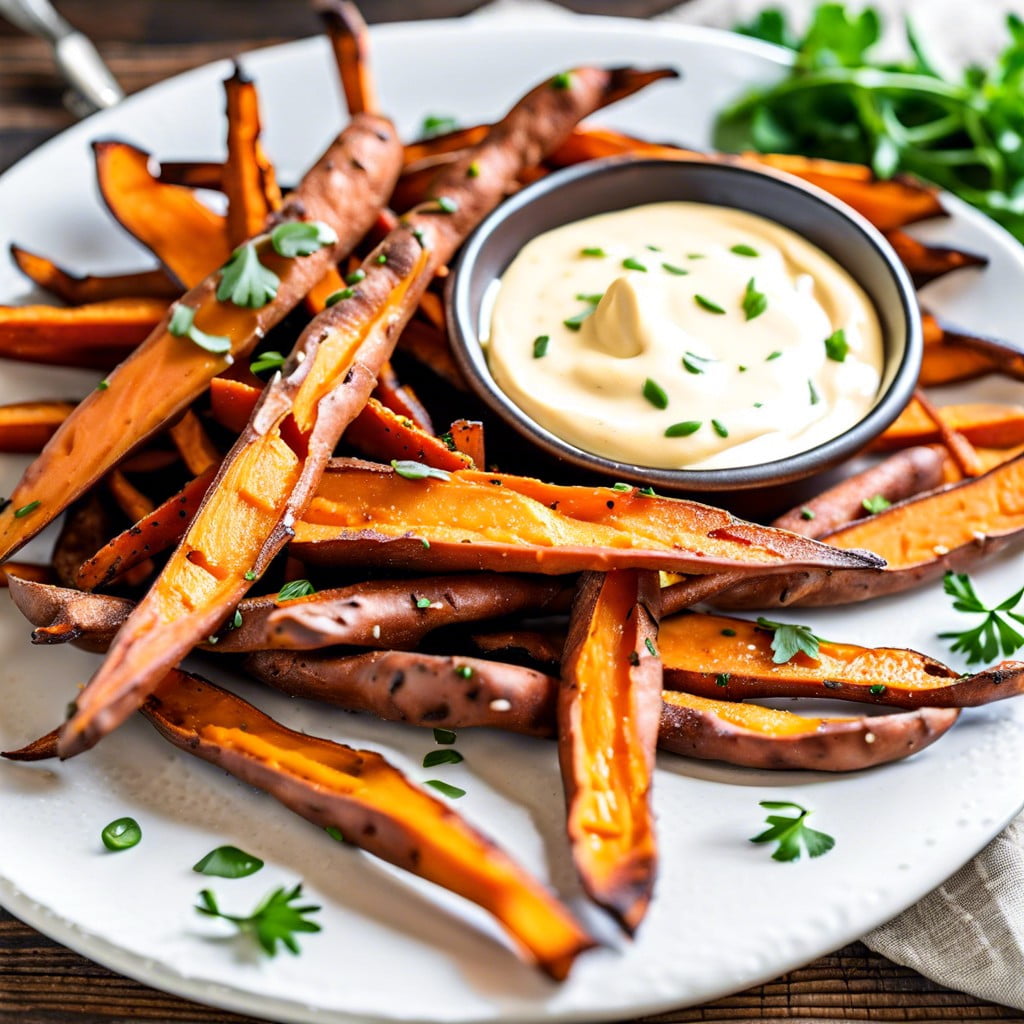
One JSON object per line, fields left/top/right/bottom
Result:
{"left": 446, "top": 157, "right": 922, "bottom": 493}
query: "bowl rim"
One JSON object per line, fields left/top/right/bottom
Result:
{"left": 445, "top": 155, "right": 923, "bottom": 492}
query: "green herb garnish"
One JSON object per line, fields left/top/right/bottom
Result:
{"left": 270, "top": 221, "right": 337, "bottom": 258}
{"left": 244, "top": 570, "right": 258, "bottom": 581}
{"left": 682, "top": 351, "right": 713, "bottom": 374}
{"left": 532, "top": 334, "right": 550, "bottom": 359}
{"left": 756, "top": 617, "right": 822, "bottom": 664}
{"left": 420, "top": 113, "right": 458, "bottom": 138}
{"left": 193, "top": 846, "right": 264, "bottom": 879}
{"left": 716, "top": 673, "right": 731, "bottom": 687}
{"left": 13, "top": 500, "right": 40, "bottom": 519}
{"left": 217, "top": 243, "right": 280, "bottom": 309}
{"left": 695, "top": 294, "right": 726, "bottom": 314}
{"left": 750, "top": 800, "right": 835, "bottom": 863}
{"left": 808, "top": 379, "right": 821, "bottom": 405}
{"left": 345, "top": 268, "right": 367, "bottom": 285}
{"left": 661, "top": 262, "right": 688, "bottom": 275}
{"left": 425, "top": 780, "right": 466, "bottom": 799}
{"left": 800, "top": 506, "right": 816, "bottom": 521}
{"left": 580, "top": 246, "right": 606, "bottom": 257}
{"left": 869, "top": 683, "right": 888, "bottom": 695}
{"left": 196, "top": 884, "right": 321, "bottom": 957}
{"left": 721, "top": 628, "right": 737, "bottom": 637}
{"left": 391, "top": 459, "right": 451, "bottom": 482}
{"left": 466, "top": 161, "right": 481, "bottom": 178}
{"left": 101, "top": 817, "right": 141, "bottom": 851}
{"left": 423, "top": 749, "right": 464, "bottom": 768}
{"left": 622, "top": 256, "right": 648, "bottom": 272}
{"left": 766, "top": 350, "right": 782, "bottom": 361}
{"left": 96, "top": 379, "right": 109, "bottom": 391}
{"left": 434, "top": 196, "right": 458, "bottom": 214}
{"left": 455, "top": 665, "right": 473, "bottom": 679}
{"left": 325, "top": 826, "right": 345, "bottom": 842}
{"left": 277, "top": 579, "right": 316, "bottom": 601}
{"left": 642, "top": 377, "right": 669, "bottom": 409}
{"left": 415, "top": 597, "right": 432, "bottom": 609}
{"left": 250, "top": 350, "right": 286, "bottom": 375}
{"left": 742, "top": 277, "right": 767, "bottom": 321}
{"left": 563, "top": 292, "right": 602, "bottom": 330}
{"left": 638, "top": 486, "right": 657, "bottom": 497}
{"left": 325, "top": 287, "right": 354, "bottom": 305}
{"left": 433, "top": 728, "right": 457, "bottom": 745}
{"left": 939, "top": 571, "right": 1024, "bottom": 664}
{"left": 612, "top": 482, "right": 632, "bottom": 492}
{"left": 731, "top": 243, "right": 760, "bottom": 257}
{"left": 665, "top": 420, "right": 701, "bottom": 437}
{"left": 712, "top": 419, "right": 729, "bottom": 438}
{"left": 862, "top": 493, "right": 892, "bottom": 514}
{"left": 645, "top": 637, "right": 658, "bottom": 657}
{"left": 824, "top": 328, "right": 849, "bottom": 362}
{"left": 168, "top": 304, "right": 231, "bottom": 354}
{"left": 551, "top": 71, "right": 573, "bottom": 90}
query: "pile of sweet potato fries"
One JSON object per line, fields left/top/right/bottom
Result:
{"left": 3, "top": 0, "right": 1024, "bottom": 978}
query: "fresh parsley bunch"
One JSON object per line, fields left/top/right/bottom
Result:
{"left": 716, "top": 4, "right": 1024, "bottom": 243}
{"left": 939, "top": 571, "right": 1024, "bottom": 665}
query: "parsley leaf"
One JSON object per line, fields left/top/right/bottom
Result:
{"left": 938, "top": 571, "right": 1024, "bottom": 665}
{"left": 195, "top": 883, "right": 321, "bottom": 956}
{"left": 168, "top": 304, "right": 231, "bottom": 354}
{"left": 217, "top": 243, "right": 280, "bottom": 309}
{"left": 824, "top": 328, "right": 849, "bottom": 362}
{"left": 741, "top": 277, "right": 767, "bottom": 320}
{"left": 756, "top": 617, "right": 822, "bottom": 663}
{"left": 391, "top": 459, "right": 451, "bottom": 482}
{"left": 420, "top": 113, "right": 458, "bottom": 138}
{"left": 270, "top": 221, "right": 338, "bottom": 258}
{"left": 861, "top": 493, "right": 892, "bottom": 514}
{"left": 277, "top": 579, "right": 316, "bottom": 601}
{"left": 750, "top": 800, "right": 835, "bottom": 862}
{"left": 193, "top": 845, "right": 264, "bottom": 879}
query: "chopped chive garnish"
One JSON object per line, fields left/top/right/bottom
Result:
{"left": 551, "top": 71, "right": 573, "bottom": 90}
{"left": 415, "top": 597, "right": 432, "bottom": 609}
{"left": 420, "top": 113, "right": 458, "bottom": 138}
{"left": 638, "top": 486, "right": 657, "bottom": 497}
{"left": 695, "top": 294, "right": 725, "bottom": 314}
{"left": 712, "top": 419, "right": 729, "bottom": 438}
{"left": 345, "top": 269, "right": 366, "bottom": 285}
{"left": 325, "top": 288, "right": 354, "bottom": 305}
{"left": 808, "top": 379, "right": 821, "bottom": 405}
{"left": 532, "top": 334, "right": 550, "bottom": 359}
{"left": 869, "top": 684, "right": 888, "bottom": 695}
{"left": 665, "top": 420, "right": 701, "bottom": 437}
{"left": 423, "top": 749, "right": 463, "bottom": 768}
{"left": 800, "top": 506, "right": 816, "bottom": 521}
{"left": 753, "top": 401, "right": 764, "bottom": 408}
{"left": 622, "top": 257, "right": 648, "bottom": 272}
{"left": 580, "top": 246, "right": 605, "bottom": 257}
{"left": 645, "top": 244, "right": 662, "bottom": 251}
{"left": 244, "top": 570, "right": 257, "bottom": 581}
{"left": 466, "top": 161, "right": 480, "bottom": 178}
{"left": 765, "top": 350, "right": 782, "bottom": 361}
{"left": 575, "top": 292, "right": 603, "bottom": 304}
{"left": 563, "top": 311, "right": 592, "bottom": 331}
{"left": 731, "top": 244, "right": 759, "bottom": 257}
{"left": 738, "top": 365, "right": 748, "bottom": 372}
{"left": 716, "top": 673, "right": 731, "bottom": 686}
{"left": 435, "top": 196, "right": 458, "bottom": 214}
{"left": 824, "top": 328, "right": 849, "bottom": 362}
{"left": 862, "top": 494, "right": 892, "bottom": 514}
{"left": 721, "top": 628, "right": 737, "bottom": 637}
{"left": 687, "top": 253, "right": 706, "bottom": 259}
{"left": 455, "top": 665, "right": 473, "bottom": 679}
{"left": 13, "top": 500, "right": 40, "bottom": 518}
{"left": 682, "top": 351, "right": 713, "bottom": 374}
{"left": 231, "top": 610, "right": 243, "bottom": 629}
{"left": 742, "top": 277, "right": 767, "bottom": 321}
{"left": 642, "top": 378, "right": 669, "bottom": 409}
{"left": 661, "top": 262, "right": 688, "bottom": 275}
{"left": 101, "top": 817, "right": 141, "bottom": 852}
{"left": 250, "top": 350, "right": 286, "bottom": 375}
{"left": 426, "top": 780, "right": 465, "bottom": 799}
{"left": 612, "top": 482, "right": 631, "bottom": 492}
{"left": 376, "top": 253, "right": 388, "bottom": 264}
{"left": 96, "top": 379, "right": 110, "bottom": 391}
{"left": 433, "top": 728, "right": 457, "bottom": 745}
{"left": 325, "top": 826, "right": 345, "bottom": 842}
{"left": 644, "top": 637, "right": 658, "bottom": 657}
{"left": 391, "top": 459, "right": 451, "bottom": 482}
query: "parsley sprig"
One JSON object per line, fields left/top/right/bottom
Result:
{"left": 756, "top": 617, "right": 821, "bottom": 664}
{"left": 939, "top": 571, "right": 1024, "bottom": 665}
{"left": 217, "top": 243, "right": 281, "bottom": 308}
{"left": 196, "top": 883, "right": 321, "bottom": 956}
{"left": 750, "top": 800, "right": 835, "bottom": 862}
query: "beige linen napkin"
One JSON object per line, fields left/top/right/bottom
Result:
{"left": 471, "top": 0, "right": 1024, "bottom": 1008}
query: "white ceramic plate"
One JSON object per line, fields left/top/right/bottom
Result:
{"left": 2, "top": 15, "right": 1024, "bottom": 1024}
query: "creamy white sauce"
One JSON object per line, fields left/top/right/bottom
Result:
{"left": 485, "top": 202, "right": 884, "bottom": 470}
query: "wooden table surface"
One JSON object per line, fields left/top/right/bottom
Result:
{"left": 1, "top": 2, "right": 1022, "bottom": 1022}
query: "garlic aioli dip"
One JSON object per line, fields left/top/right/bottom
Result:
{"left": 485, "top": 202, "right": 884, "bottom": 470}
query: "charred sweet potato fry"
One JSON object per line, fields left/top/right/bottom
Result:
{"left": 448, "top": 419, "right": 485, "bottom": 467}
{"left": 0, "top": 298, "right": 168, "bottom": 369}
{"left": 772, "top": 446, "right": 946, "bottom": 539}
{"left": 9, "top": 245, "right": 180, "bottom": 304}
{"left": 0, "top": 401, "right": 75, "bottom": 453}
{"left": 374, "top": 360, "right": 433, "bottom": 433}
{"left": 8, "top": 577, "right": 134, "bottom": 652}
{"left": 919, "top": 311, "right": 1024, "bottom": 386}
{"left": 167, "top": 409, "right": 220, "bottom": 475}
{"left": 295, "top": 460, "right": 886, "bottom": 577}
{"left": 714, "top": 452, "right": 1024, "bottom": 608}
{"left": 656, "top": 692, "right": 958, "bottom": 771}
{"left": 874, "top": 401, "right": 1024, "bottom": 451}
{"left": 345, "top": 397, "right": 472, "bottom": 470}
{"left": 106, "top": 470, "right": 155, "bottom": 523}
{"left": 156, "top": 160, "right": 225, "bottom": 190}
{"left": 223, "top": 66, "right": 281, "bottom": 247}
{"left": 59, "top": 65, "right": 683, "bottom": 758}
{"left": 0, "top": 562, "right": 54, "bottom": 587}
{"left": 51, "top": 492, "right": 118, "bottom": 589}
{"left": 559, "top": 570, "right": 661, "bottom": 933}
{"left": 884, "top": 230, "right": 987, "bottom": 287}
{"left": 659, "top": 611, "right": 1024, "bottom": 708}
{"left": 396, "top": 318, "right": 467, "bottom": 391}
{"left": 94, "top": 141, "right": 232, "bottom": 288}
{"left": 142, "top": 670, "right": 595, "bottom": 978}
{"left": 0, "top": 114, "right": 403, "bottom": 567}
{"left": 317, "top": 0, "right": 378, "bottom": 116}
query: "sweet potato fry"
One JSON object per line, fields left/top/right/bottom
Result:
{"left": 374, "top": 360, "right": 433, "bottom": 433}
{"left": 345, "top": 397, "right": 471, "bottom": 470}
{"left": 143, "top": 670, "right": 594, "bottom": 978}
{"left": 659, "top": 611, "right": 1024, "bottom": 708}
{"left": 0, "top": 562, "right": 54, "bottom": 587}
{"left": 223, "top": 66, "right": 280, "bottom": 247}
{"left": 295, "top": 460, "right": 886, "bottom": 577}
{"left": 874, "top": 401, "right": 1024, "bottom": 451}
{"left": 167, "top": 409, "right": 220, "bottom": 475}
{"left": 156, "top": 161, "right": 225, "bottom": 190}
{"left": 771, "top": 446, "right": 946, "bottom": 538}
{"left": 448, "top": 419, "right": 485, "bottom": 467}
{"left": 920, "top": 311, "right": 1024, "bottom": 386}
{"left": 0, "top": 298, "right": 168, "bottom": 369}
{"left": 76, "top": 469, "right": 216, "bottom": 590}
{"left": 10, "top": 245, "right": 179, "bottom": 304}
{"left": 473, "top": 628, "right": 566, "bottom": 664}
{"left": 106, "top": 470, "right": 155, "bottom": 523}
{"left": 94, "top": 141, "right": 232, "bottom": 288}
{"left": 317, "top": 0, "right": 378, "bottom": 116}
{"left": 50, "top": 491, "right": 118, "bottom": 589}
{"left": 712, "top": 452, "right": 1024, "bottom": 608}
{"left": 0, "top": 401, "right": 75, "bottom": 453}
{"left": 59, "top": 65, "right": 684, "bottom": 758}
{"left": 0, "top": 114, "right": 403, "bottom": 566}
{"left": 559, "top": 570, "right": 661, "bottom": 933}
{"left": 884, "top": 230, "right": 987, "bottom": 287}
{"left": 396, "top": 318, "right": 467, "bottom": 391}
{"left": 913, "top": 388, "right": 983, "bottom": 478}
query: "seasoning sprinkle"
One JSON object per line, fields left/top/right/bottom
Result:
{"left": 435, "top": 196, "right": 458, "bottom": 214}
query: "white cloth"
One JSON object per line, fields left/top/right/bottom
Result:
{"left": 469, "top": 0, "right": 1024, "bottom": 1009}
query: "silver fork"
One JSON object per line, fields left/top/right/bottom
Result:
{"left": 0, "top": 0, "right": 123, "bottom": 115}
